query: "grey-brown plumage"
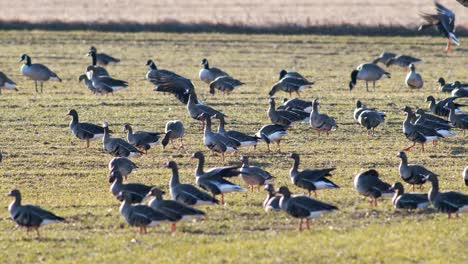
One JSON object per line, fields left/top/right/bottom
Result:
{"left": 209, "top": 75, "right": 245, "bottom": 95}
{"left": 425, "top": 174, "right": 468, "bottom": 218}
{"left": 240, "top": 156, "right": 274, "bottom": 191}
{"left": 89, "top": 46, "right": 120, "bottom": 65}
{"left": 397, "top": 151, "right": 436, "bottom": 191}
{"left": 187, "top": 93, "right": 226, "bottom": 129}
{"left": 0, "top": 71, "right": 18, "bottom": 94}
{"left": 67, "top": 109, "right": 105, "bottom": 148}
{"left": 310, "top": 99, "right": 337, "bottom": 135}
{"left": 268, "top": 98, "right": 303, "bottom": 127}
{"left": 401, "top": 110, "right": 445, "bottom": 152}
{"left": 358, "top": 110, "right": 386, "bottom": 136}
{"left": 108, "top": 157, "right": 138, "bottom": 180}
{"left": 405, "top": 64, "right": 423, "bottom": 89}
{"left": 20, "top": 54, "right": 61, "bottom": 93}
{"left": 214, "top": 114, "right": 259, "bottom": 148}
{"left": 354, "top": 169, "right": 393, "bottom": 207}
{"left": 386, "top": 55, "right": 422, "bottom": 68}
{"left": 263, "top": 184, "right": 281, "bottom": 211}
{"left": 201, "top": 114, "right": 237, "bottom": 161}
{"left": 438, "top": 78, "right": 467, "bottom": 93}
{"left": 109, "top": 170, "right": 153, "bottom": 203}
{"left": 255, "top": 124, "right": 287, "bottom": 152}
{"left": 161, "top": 120, "right": 185, "bottom": 150}
{"left": 349, "top": 63, "right": 390, "bottom": 91}
{"left": 426, "top": 95, "right": 465, "bottom": 118}
{"left": 389, "top": 182, "right": 430, "bottom": 209}
{"left": 372, "top": 52, "right": 397, "bottom": 65}
{"left": 102, "top": 122, "right": 143, "bottom": 158}
{"left": 445, "top": 101, "right": 468, "bottom": 133}
{"left": 279, "top": 98, "right": 313, "bottom": 113}
{"left": 199, "top": 58, "right": 229, "bottom": 84}
{"left": 86, "top": 66, "right": 127, "bottom": 94}
{"left": 123, "top": 124, "right": 160, "bottom": 153}
{"left": 269, "top": 70, "right": 314, "bottom": 97}
{"left": 353, "top": 100, "right": 386, "bottom": 127}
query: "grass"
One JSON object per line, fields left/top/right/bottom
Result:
{"left": 0, "top": 30, "right": 467, "bottom": 263}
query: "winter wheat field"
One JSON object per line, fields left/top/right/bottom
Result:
{"left": 0, "top": 2, "right": 468, "bottom": 264}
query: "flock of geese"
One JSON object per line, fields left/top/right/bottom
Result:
{"left": 3, "top": 1, "right": 468, "bottom": 237}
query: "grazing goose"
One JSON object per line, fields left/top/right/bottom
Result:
{"left": 209, "top": 75, "right": 245, "bottom": 95}
{"left": 372, "top": 52, "right": 397, "bottom": 65}
{"left": 445, "top": 102, "right": 468, "bottom": 134}
{"left": 452, "top": 87, "right": 468, "bottom": 98}
{"left": 102, "top": 122, "right": 143, "bottom": 158}
{"left": 191, "top": 151, "right": 244, "bottom": 205}
{"left": 397, "top": 151, "right": 436, "bottom": 191}
{"left": 86, "top": 66, "right": 127, "bottom": 94}
{"left": 425, "top": 174, "right": 468, "bottom": 218}
{"left": 109, "top": 170, "right": 153, "bottom": 203}
{"left": 268, "top": 98, "right": 303, "bottom": 127}
{"left": 389, "top": 182, "right": 430, "bottom": 210}
{"left": 358, "top": 110, "right": 386, "bottom": 136}
{"left": 385, "top": 55, "right": 422, "bottom": 68}
{"left": 426, "top": 95, "right": 465, "bottom": 118}
{"left": 419, "top": 2, "right": 459, "bottom": 52}
{"left": 118, "top": 191, "right": 171, "bottom": 234}
{"left": 201, "top": 114, "right": 238, "bottom": 161}
{"left": 214, "top": 114, "right": 259, "bottom": 148}
{"left": 187, "top": 92, "right": 226, "bottom": 130}
{"left": 405, "top": 64, "right": 423, "bottom": 89}
{"left": 263, "top": 184, "right": 281, "bottom": 211}
{"left": 67, "top": 109, "right": 105, "bottom": 148}
{"left": 349, "top": 63, "right": 390, "bottom": 91}
{"left": 277, "top": 186, "right": 338, "bottom": 231}
{"left": 161, "top": 120, "right": 185, "bottom": 150}
{"left": 146, "top": 187, "right": 205, "bottom": 233}
{"left": 165, "top": 161, "right": 219, "bottom": 206}
{"left": 199, "top": 58, "right": 229, "bottom": 84}
{"left": 269, "top": 71, "right": 314, "bottom": 97}
{"left": 123, "top": 124, "right": 160, "bottom": 153}
{"left": 354, "top": 169, "right": 393, "bottom": 207}
{"left": 89, "top": 46, "right": 120, "bottom": 65}
{"left": 78, "top": 74, "right": 97, "bottom": 94}
{"left": 310, "top": 99, "right": 337, "bottom": 136}
{"left": 288, "top": 153, "right": 338, "bottom": 197}
{"left": 255, "top": 124, "right": 287, "bottom": 152}
{"left": 463, "top": 166, "right": 468, "bottom": 186}
{"left": 401, "top": 108, "right": 446, "bottom": 152}
{"left": 19, "top": 54, "right": 61, "bottom": 93}
{"left": 86, "top": 49, "right": 109, "bottom": 77}
{"left": 279, "top": 98, "right": 313, "bottom": 113}
{"left": 8, "top": 189, "right": 65, "bottom": 237}
{"left": 108, "top": 157, "right": 138, "bottom": 180}
{"left": 240, "top": 156, "right": 274, "bottom": 191}
{"left": 0, "top": 71, "right": 18, "bottom": 94}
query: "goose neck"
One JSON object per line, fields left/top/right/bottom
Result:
{"left": 169, "top": 165, "right": 180, "bottom": 187}
{"left": 195, "top": 157, "right": 205, "bottom": 176}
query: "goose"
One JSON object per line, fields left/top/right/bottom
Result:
{"left": 109, "top": 170, "right": 153, "bottom": 203}
{"left": 414, "top": 108, "right": 450, "bottom": 127}
{"left": 444, "top": 102, "right": 468, "bottom": 134}
{"left": 191, "top": 151, "right": 244, "bottom": 205}
{"left": 0, "top": 71, "right": 18, "bottom": 94}
{"left": 214, "top": 114, "right": 259, "bottom": 148}
{"left": 279, "top": 98, "right": 313, "bottom": 113}
{"left": 117, "top": 191, "right": 171, "bottom": 235}
{"left": 269, "top": 71, "right": 314, "bottom": 97}
{"left": 67, "top": 109, "right": 105, "bottom": 148}
{"left": 165, "top": 161, "right": 219, "bottom": 206}
{"left": 438, "top": 78, "right": 467, "bottom": 93}
{"left": 108, "top": 157, "right": 138, "bottom": 180}
{"left": 419, "top": 2, "right": 459, "bottom": 52}
{"left": 349, "top": 63, "right": 390, "bottom": 91}
{"left": 102, "top": 122, "right": 143, "bottom": 158}
{"left": 78, "top": 74, "right": 97, "bottom": 94}
{"left": 353, "top": 100, "right": 386, "bottom": 126}
{"left": 385, "top": 55, "right": 422, "bottom": 68}
{"left": 89, "top": 46, "right": 120, "bottom": 65}
{"left": 86, "top": 66, "right": 127, "bottom": 94}
{"left": 426, "top": 95, "right": 465, "bottom": 118}
{"left": 397, "top": 151, "right": 436, "bottom": 191}
{"left": 405, "top": 64, "right": 423, "bottom": 89}
{"left": 457, "top": 0, "right": 468, "bottom": 7}
{"left": 8, "top": 189, "right": 65, "bottom": 237}
{"left": 278, "top": 70, "right": 309, "bottom": 80}
{"left": 310, "top": 99, "right": 337, "bottom": 136}
{"left": 287, "top": 153, "right": 338, "bottom": 197}
{"left": 354, "top": 169, "right": 393, "bottom": 207}
{"left": 209, "top": 75, "right": 245, "bottom": 95}
{"left": 357, "top": 110, "right": 386, "bottom": 136}
{"left": 463, "top": 166, "right": 468, "bottom": 186}
{"left": 255, "top": 124, "right": 287, "bottom": 152}
{"left": 372, "top": 52, "right": 396, "bottom": 65}
{"left": 389, "top": 182, "right": 430, "bottom": 209}
{"left": 263, "top": 184, "right": 281, "bottom": 211}
{"left": 145, "top": 59, "right": 180, "bottom": 84}
{"left": 240, "top": 156, "right": 274, "bottom": 191}
{"left": 19, "top": 54, "right": 61, "bottom": 93}
{"left": 161, "top": 120, "right": 185, "bottom": 150}
{"left": 201, "top": 114, "right": 237, "bottom": 161}
{"left": 146, "top": 187, "right": 205, "bottom": 234}
{"left": 199, "top": 58, "right": 229, "bottom": 84}
{"left": 452, "top": 87, "right": 468, "bottom": 98}
{"left": 277, "top": 186, "right": 338, "bottom": 231}
{"left": 86, "top": 49, "right": 109, "bottom": 77}
{"left": 424, "top": 174, "right": 468, "bottom": 218}
{"left": 268, "top": 98, "right": 303, "bottom": 127}
{"left": 187, "top": 92, "right": 226, "bottom": 130}
{"left": 123, "top": 124, "right": 160, "bottom": 153}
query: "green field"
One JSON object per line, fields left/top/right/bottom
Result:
{"left": 0, "top": 31, "right": 467, "bottom": 263}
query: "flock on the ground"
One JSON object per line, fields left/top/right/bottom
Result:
{"left": 2, "top": 1, "right": 468, "bottom": 237}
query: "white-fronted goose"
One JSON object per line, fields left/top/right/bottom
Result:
{"left": 389, "top": 182, "right": 430, "bottom": 210}
{"left": 397, "top": 151, "right": 436, "bottom": 191}
{"left": 8, "top": 189, "right": 65, "bottom": 237}
{"left": 89, "top": 46, "right": 120, "bottom": 65}
{"left": 288, "top": 153, "right": 338, "bottom": 197}
{"left": 426, "top": 95, "right": 465, "bottom": 118}
{"left": 452, "top": 87, "right": 468, "bottom": 98}
{"left": 372, "top": 52, "right": 396, "bottom": 65}
{"left": 145, "top": 59, "right": 179, "bottom": 84}
{"left": 354, "top": 100, "right": 386, "bottom": 127}
{"left": 86, "top": 66, "right": 127, "bottom": 94}
{"left": 310, "top": 99, "right": 337, "bottom": 136}
{"left": 268, "top": 98, "right": 303, "bottom": 127}
{"left": 279, "top": 98, "right": 313, "bottom": 113}
{"left": 269, "top": 71, "right": 314, "bottom": 97}
{"left": 201, "top": 114, "right": 237, "bottom": 161}
{"left": 86, "top": 49, "right": 109, "bottom": 77}
{"left": 277, "top": 186, "right": 338, "bottom": 231}
{"left": 358, "top": 110, "right": 386, "bottom": 136}
{"left": 214, "top": 114, "right": 258, "bottom": 148}
{"left": 414, "top": 108, "right": 451, "bottom": 130}
{"left": 209, "top": 75, "right": 245, "bottom": 95}
{"left": 165, "top": 161, "right": 219, "bottom": 206}
{"left": 419, "top": 2, "right": 459, "bottom": 52}
{"left": 425, "top": 174, "right": 468, "bottom": 218}
{"left": 20, "top": 54, "right": 61, "bottom": 93}
{"left": 263, "top": 184, "right": 281, "bottom": 211}
{"left": 444, "top": 102, "right": 468, "bottom": 134}
{"left": 240, "top": 156, "right": 274, "bottom": 191}
{"left": 349, "top": 63, "right": 390, "bottom": 91}
{"left": 102, "top": 122, "right": 143, "bottom": 158}
{"left": 353, "top": 169, "right": 393, "bottom": 206}
{"left": 109, "top": 170, "right": 153, "bottom": 203}
{"left": 187, "top": 92, "right": 226, "bottom": 130}
{"left": 67, "top": 109, "right": 105, "bottom": 148}
{"left": 199, "top": 58, "right": 229, "bottom": 84}
{"left": 78, "top": 74, "right": 97, "bottom": 94}
{"left": 191, "top": 151, "right": 244, "bottom": 205}
{"left": 386, "top": 55, "right": 422, "bottom": 68}
{"left": 108, "top": 157, "right": 138, "bottom": 180}
{"left": 405, "top": 64, "right": 423, "bottom": 89}
{"left": 255, "top": 124, "right": 287, "bottom": 152}
{"left": 0, "top": 71, "right": 18, "bottom": 94}
{"left": 123, "top": 124, "right": 160, "bottom": 153}
{"left": 161, "top": 120, "right": 185, "bottom": 150}
{"left": 146, "top": 187, "right": 205, "bottom": 234}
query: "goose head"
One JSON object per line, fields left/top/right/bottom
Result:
{"left": 388, "top": 182, "right": 404, "bottom": 194}
{"left": 276, "top": 186, "right": 292, "bottom": 198}
{"left": 279, "top": 69, "right": 287, "bottom": 80}
{"left": 409, "top": 64, "right": 416, "bottom": 72}
{"left": 396, "top": 151, "right": 407, "bottom": 160}
{"left": 437, "top": 77, "right": 446, "bottom": 86}
{"left": 19, "top": 54, "right": 31, "bottom": 65}
{"left": 145, "top": 187, "right": 165, "bottom": 199}
{"left": 164, "top": 161, "right": 177, "bottom": 169}
{"left": 7, "top": 189, "right": 21, "bottom": 198}
{"left": 425, "top": 95, "right": 435, "bottom": 103}
{"left": 190, "top": 151, "right": 204, "bottom": 160}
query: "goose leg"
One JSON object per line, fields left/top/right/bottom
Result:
{"left": 86, "top": 139, "right": 90, "bottom": 148}
{"left": 308, "top": 190, "right": 311, "bottom": 197}
{"left": 40, "top": 81, "right": 44, "bottom": 93}
{"left": 266, "top": 143, "right": 271, "bottom": 152}
{"left": 295, "top": 90, "right": 301, "bottom": 97}
{"left": 412, "top": 184, "right": 415, "bottom": 192}
{"left": 298, "top": 219, "right": 303, "bottom": 231}
{"left": 276, "top": 141, "right": 281, "bottom": 153}
{"left": 171, "top": 223, "right": 177, "bottom": 234}
{"left": 314, "top": 191, "right": 317, "bottom": 198}
{"left": 402, "top": 142, "right": 416, "bottom": 151}
{"left": 421, "top": 143, "right": 425, "bottom": 152}
{"left": 365, "top": 81, "right": 369, "bottom": 92}
{"left": 34, "top": 80, "right": 38, "bottom": 93}
{"left": 178, "top": 138, "right": 185, "bottom": 149}
{"left": 373, "top": 198, "right": 378, "bottom": 207}
{"left": 306, "top": 219, "right": 311, "bottom": 230}
{"left": 221, "top": 194, "right": 225, "bottom": 205}
{"left": 446, "top": 40, "right": 451, "bottom": 52}
{"left": 221, "top": 152, "right": 225, "bottom": 162}
{"left": 35, "top": 227, "right": 40, "bottom": 238}
{"left": 373, "top": 81, "right": 376, "bottom": 92}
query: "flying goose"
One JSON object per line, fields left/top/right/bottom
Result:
{"left": 78, "top": 74, "right": 98, "bottom": 94}
{"left": 354, "top": 169, "right": 393, "bottom": 207}
{"left": 191, "top": 151, "right": 244, "bottom": 205}
{"left": 102, "top": 122, "right": 143, "bottom": 158}
{"left": 426, "top": 95, "right": 465, "bottom": 118}
{"left": 146, "top": 187, "right": 205, "bottom": 234}
{"left": 277, "top": 186, "right": 338, "bottom": 231}
{"left": 86, "top": 66, "right": 128, "bottom": 94}
{"left": 209, "top": 75, "right": 245, "bottom": 95}
{"left": 372, "top": 52, "right": 397, "bottom": 65}
{"left": 165, "top": 161, "right": 219, "bottom": 206}
{"left": 425, "top": 174, "right": 468, "bottom": 218}
{"left": 67, "top": 109, "right": 105, "bottom": 148}
{"left": 19, "top": 54, "right": 61, "bottom": 93}
{"left": 349, "top": 63, "right": 390, "bottom": 91}
{"left": 108, "top": 157, "right": 138, "bottom": 180}
{"left": 86, "top": 49, "right": 109, "bottom": 77}
{"left": 444, "top": 102, "right": 468, "bottom": 134}
{"left": 201, "top": 114, "right": 237, "bottom": 161}
{"left": 385, "top": 55, "right": 422, "bottom": 68}
{"left": 0, "top": 71, "right": 18, "bottom": 94}
{"left": 419, "top": 2, "right": 459, "bottom": 52}
{"left": 255, "top": 124, "right": 287, "bottom": 152}
{"left": 269, "top": 71, "right": 314, "bottom": 97}
{"left": 123, "top": 124, "right": 160, "bottom": 153}
{"left": 279, "top": 98, "right": 313, "bottom": 113}
{"left": 187, "top": 92, "right": 226, "bottom": 130}
{"left": 109, "top": 170, "right": 153, "bottom": 203}
{"left": 288, "top": 153, "right": 338, "bottom": 197}
{"left": 310, "top": 99, "right": 337, "bottom": 136}
{"left": 405, "top": 64, "right": 424, "bottom": 89}
{"left": 161, "top": 120, "right": 185, "bottom": 150}
{"left": 389, "top": 182, "right": 430, "bottom": 209}
{"left": 199, "top": 58, "right": 229, "bottom": 84}
{"left": 263, "top": 184, "right": 281, "bottom": 211}
{"left": 214, "top": 114, "right": 259, "bottom": 148}
{"left": 8, "top": 189, "right": 65, "bottom": 237}
{"left": 397, "top": 151, "right": 436, "bottom": 191}
{"left": 240, "top": 156, "right": 274, "bottom": 191}
{"left": 89, "top": 46, "right": 120, "bottom": 65}
{"left": 118, "top": 191, "right": 171, "bottom": 235}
